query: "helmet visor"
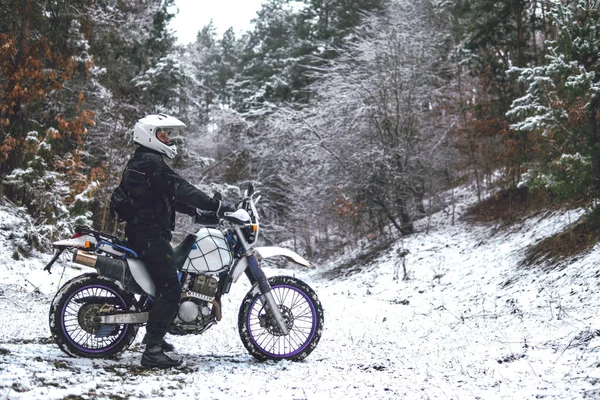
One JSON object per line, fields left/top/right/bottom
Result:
{"left": 155, "top": 128, "right": 177, "bottom": 146}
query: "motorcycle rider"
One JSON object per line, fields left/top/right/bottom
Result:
{"left": 119, "top": 114, "right": 235, "bottom": 368}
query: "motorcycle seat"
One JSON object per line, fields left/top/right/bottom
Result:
{"left": 173, "top": 234, "right": 196, "bottom": 270}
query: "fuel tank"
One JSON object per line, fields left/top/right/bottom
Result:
{"left": 182, "top": 228, "right": 232, "bottom": 273}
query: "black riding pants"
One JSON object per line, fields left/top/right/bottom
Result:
{"left": 127, "top": 227, "right": 180, "bottom": 347}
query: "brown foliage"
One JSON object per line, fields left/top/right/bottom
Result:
{"left": 0, "top": 35, "right": 62, "bottom": 119}
{"left": 334, "top": 187, "right": 363, "bottom": 222}
{"left": 0, "top": 30, "right": 98, "bottom": 207}
{"left": 0, "top": 32, "right": 93, "bottom": 153}
{"left": 55, "top": 110, "right": 96, "bottom": 146}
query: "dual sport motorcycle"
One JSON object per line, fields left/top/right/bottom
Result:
{"left": 44, "top": 184, "right": 324, "bottom": 362}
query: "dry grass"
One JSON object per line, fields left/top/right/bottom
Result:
{"left": 521, "top": 219, "right": 600, "bottom": 270}
{"left": 320, "top": 238, "right": 395, "bottom": 280}
{"left": 464, "top": 186, "right": 599, "bottom": 269}
{"left": 464, "top": 186, "right": 564, "bottom": 224}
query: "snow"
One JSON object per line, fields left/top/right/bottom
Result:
{"left": 1, "top": 184, "right": 600, "bottom": 399}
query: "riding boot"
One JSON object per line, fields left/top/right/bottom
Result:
{"left": 142, "top": 335, "right": 175, "bottom": 352}
{"left": 141, "top": 345, "right": 182, "bottom": 369}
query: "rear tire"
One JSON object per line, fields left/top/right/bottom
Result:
{"left": 238, "top": 276, "right": 324, "bottom": 361}
{"left": 49, "top": 273, "right": 138, "bottom": 358}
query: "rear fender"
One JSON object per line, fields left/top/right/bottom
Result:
{"left": 45, "top": 236, "right": 97, "bottom": 273}
{"left": 54, "top": 236, "right": 134, "bottom": 258}
{"left": 53, "top": 235, "right": 96, "bottom": 248}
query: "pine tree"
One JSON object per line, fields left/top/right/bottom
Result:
{"left": 507, "top": 0, "right": 600, "bottom": 201}
{"left": 0, "top": 0, "right": 184, "bottom": 243}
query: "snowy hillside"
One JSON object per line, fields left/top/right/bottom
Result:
{"left": 1, "top": 185, "right": 600, "bottom": 400}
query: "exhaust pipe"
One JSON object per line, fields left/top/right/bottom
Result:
{"left": 73, "top": 250, "right": 126, "bottom": 272}
{"left": 73, "top": 250, "right": 99, "bottom": 268}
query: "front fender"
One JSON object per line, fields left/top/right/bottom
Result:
{"left": 256, "top": 247, "right": 313, "bottom": 268}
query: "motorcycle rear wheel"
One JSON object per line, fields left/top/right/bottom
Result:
{"left": 238, "top": 276, "right": 324, "bottom": 361}
{"left": 49, "top": 273, "right": 138, "bottom": 358}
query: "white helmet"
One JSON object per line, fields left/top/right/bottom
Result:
{"left": 132, "top": 114, "right": 186, "bottom": 159}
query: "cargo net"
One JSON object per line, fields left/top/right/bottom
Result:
{"left": 189, "top": 229, "right": 232, "bottom": 272}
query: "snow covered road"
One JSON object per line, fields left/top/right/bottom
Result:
{"left": 2, "top": 193, "right": 600, "bottom": 399}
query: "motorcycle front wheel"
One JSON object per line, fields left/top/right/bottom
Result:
{"left": 49, "top": 273, "right": 138, "bottom": 358}
{"left": 238, "top": 276, "right": 324, "bottom": 361}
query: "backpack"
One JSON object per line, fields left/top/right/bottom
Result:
{"left": 110, "top": 183, "right": 135, "bottom": 222}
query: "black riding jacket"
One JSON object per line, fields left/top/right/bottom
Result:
{"left": 121, "top": 146, "right": 219, "bottom": 232}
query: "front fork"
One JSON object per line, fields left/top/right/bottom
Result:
{"left": 244, "top": 250, "right": 290, "bottom": 335}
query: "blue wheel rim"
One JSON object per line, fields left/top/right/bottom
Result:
{"left": 247, "top": 284, "right": 317, "bottom": 358}
{"left": 60, "top": 284, "right": 129, "bottom": 354}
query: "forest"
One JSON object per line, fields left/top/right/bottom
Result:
{"left": 1, "top": 0, "right": 599, "bottom": 260}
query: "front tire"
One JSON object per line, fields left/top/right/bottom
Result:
{"left": 238, "top": 276, "right": 324, "bottom": 361}
{"left": 49, "top": 273, "right": 138, "bottom": 358}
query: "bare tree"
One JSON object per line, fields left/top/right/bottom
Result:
{"left": 230, "top": 0, "right": 457, "bottom": 258}
{"left": 292, "top": 0, "right": 455, "bottom": 236}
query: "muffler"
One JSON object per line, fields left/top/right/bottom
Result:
{"left": 73, "top": 250, "right": 101, "bottom": 268}
{"left": 74, "top": 250, "right": 126, "bottom": 272}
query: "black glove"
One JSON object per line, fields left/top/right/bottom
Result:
{"left": 195, "top": 209, "right": 219, "bottom": 226}
{"left": 216, "top": 201, "right": 236, "bottom": 217}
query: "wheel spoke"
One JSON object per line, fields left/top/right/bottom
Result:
{"left": 60, "top": 284, "right": 128, "bottom": 351}
{"left": 246, "top": 283, "right": 318, "bottom": 357}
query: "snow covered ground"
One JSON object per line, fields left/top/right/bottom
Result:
{"left": 1, "top": 185, "right": 600, "bottom": 400}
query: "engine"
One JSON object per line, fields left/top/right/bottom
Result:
{"left": 190, "top": 274, "right": 219, "bottom": 297}
{"left": 170, "top": 273, "right": 220, "bottom": 334}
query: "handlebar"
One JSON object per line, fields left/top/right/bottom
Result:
{"left": 194, "top": 210, "right": 219, "bottom": 226}
{"left": 194, "top": 188, "right": 260, "bottom": 247}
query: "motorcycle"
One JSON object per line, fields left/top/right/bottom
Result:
{"left": 44, "top": 183, "right": 324, "bottom": 362}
